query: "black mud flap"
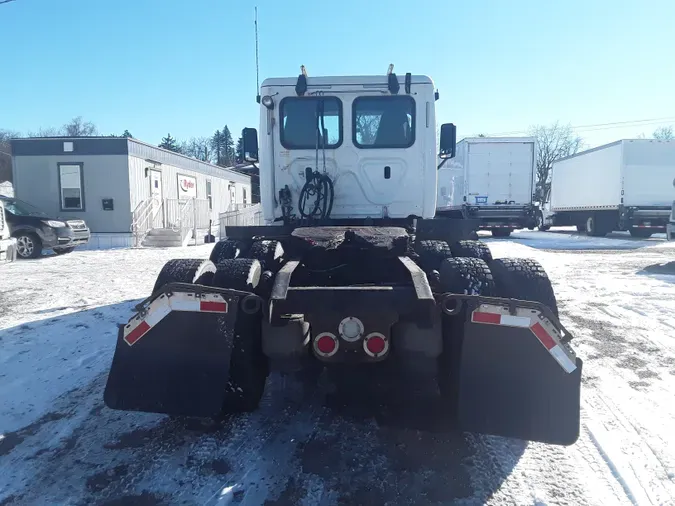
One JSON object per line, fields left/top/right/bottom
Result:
{"left": 455, "top": 309, "right": 582, "bottom": 445}
{"left": 103, "top": 290, "right": 241, "bottom": 418}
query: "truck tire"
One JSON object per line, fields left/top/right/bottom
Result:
{"left": 449, "top": 240, "right": 493, "bottom": 263}
{"left": 629, "top": 228, "right": 653, "bottom": 238}
{"left": 437, "top": 257, "right": 495, "bottom": 400}
{"left": 247, "top": 240, "right": 285, "bottom": 273}
{"left": 14, "top": 232, "right": 42, "bottom": 259}
{"left": 415, "top": 240, "right": 453, "bottom": 272}
{"left": 491, "top": 228, "right": 512, "bottom": 238}
{"left": 537, "top": 212, "right": 551, "bottom": 231}
{"left": 586, "top": 215, "right": 609, "bottom": 237}
{"left": 152, "top": 259, "right": 217, "bottom": 294}
{"left": 490, "top": 258, "right": 558, "bottom": 317}
{"left": 439, "top": 257, "right": 495, "bottom": 296}
{"left": 213, "top": 258, "right": 262, "bottom": 292}
{"left": 210, "top": 239, "right": 245, "bottom": 264}
{"left": 212, "top": 259, "right": 268, "bottom": 413}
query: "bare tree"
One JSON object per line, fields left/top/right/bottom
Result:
{"left": 355, "top": 115, "right": 379, "bottom": 145}
{"left": 62, "top": 116, "right": 98, "bottom": 137}
{"left": 0, "top": 129, "right": 20, "bottom": 183}
{"left": 653, "top": 126, "right": 674, "bottom": 141}
{"left": 530, "top": 122, "right": 583, "bottom": 203}
{"left": 179, "top": 137, "right": 212, "bottom": 162}
{"left": 27, "top": 126, "right": 62, "bottom": 137}
{"left": 26, "top": 117, "right": 99, "bottom": 138}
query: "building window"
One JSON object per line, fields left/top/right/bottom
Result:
{"left": 58, "top": 163, "right": 84, "bottom": 210}
{"left": 353, "top": 96, "right": 415, "bottom": 149}
{"left": 63, "top": 141, "right": 74, "bottom": 152}
{"left": 280, "top": 96, "right": 343, "bottom": 149}
{"left": 206, "top": 180, "right": 212, "bottom": 210}
{"left": 243, "top": 188, "right": 247, "bottom": 205}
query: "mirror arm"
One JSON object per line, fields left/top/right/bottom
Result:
{"left": 437, "top": 158, "right": 449, "bottom": 170}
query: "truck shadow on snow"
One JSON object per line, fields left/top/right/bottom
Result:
{"left": 0, "top": 303, "right": 527, "bottom": 506}
{"left": 485, "top": 229, "right": 667, "bottom": 251}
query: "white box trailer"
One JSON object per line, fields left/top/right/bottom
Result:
{"left": 436, "top": 137, "right": 537, "bottom": 237}
{"left": 543, "top": 139, "right": 675, "bottom": 237}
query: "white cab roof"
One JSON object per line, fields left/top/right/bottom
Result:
{"left": 261, "top": 74, "right": 433, "bottom": 88}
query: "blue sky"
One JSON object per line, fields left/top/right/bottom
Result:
{"left": 1, "top": 0, "right": 674, "bottom": 148}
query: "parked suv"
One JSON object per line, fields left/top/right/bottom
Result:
{"left": 0, "top": 196, "right": 90, "bottom": 259}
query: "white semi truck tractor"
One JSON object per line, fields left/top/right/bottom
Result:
{"left": 104, "top": 67, "right": 582, "bottom": 445}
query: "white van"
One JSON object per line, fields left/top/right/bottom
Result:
{"left": 1, "top": 199, "right": 17, "bottom": 262}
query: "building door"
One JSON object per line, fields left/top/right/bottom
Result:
{"left": 149, "top": 170, "right": 163, "bottom": 227}
{"left": 229, "top": 185, "right": 236, "bottom": 211}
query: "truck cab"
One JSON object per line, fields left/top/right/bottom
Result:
{"left": 253, "top": 70, "right": 445, "bottom": 223}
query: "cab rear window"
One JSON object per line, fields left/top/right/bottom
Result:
{"left": 353, "top": 96, "right": 415, "bottom": 149}
{"left": 280, "top": 97, "right": 342, "bottom": 150}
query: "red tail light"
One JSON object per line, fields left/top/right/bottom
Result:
{"left": 363, "top": 332, "right": 388, "bottom": 357}
{"left": 314, "top": 332, "right": 339, "bottom": 357}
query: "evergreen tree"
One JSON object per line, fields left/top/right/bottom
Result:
{"left": 211, "top": 129, "right": 223, "bottom": 165}
{"left": 236, "top": 136, "right": 244, "bottom": 163}
{"left": 159, "top": 133, "right": 181, "bottom": 152}
{"left": 221, "top": 125, "right": 235, "bottom": 166}
{"left": 122, "top": 129, "right": 133, "bottom": 138}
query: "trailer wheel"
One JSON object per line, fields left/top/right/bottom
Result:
{"left": 247, "top": 240, "right": 285, "bottom": 273}
{"left": 449, "top": 240, "right": 493, "bottom": 263}
{"left": 490, "top": 258, "right": 558, "bottom": 317}
{"left": 629, "top": 228, "right": 653, "bottom": 238}
{"left": 210, "top": 238, "right": 248, "bottom": 264}
{"left": 213, "top": 258, "right": 262, "bottom": 292}
{"left": 491, "top": 228, "right": 512, "bottom": 238}
{"left": 212, "top": 259, "right": 269, "bottom": 413}
{"left": 151, "top": 259, "right": 217, "bottom": 294}
{"left": 415, "top": 240, "right": 453, "bottom": 272}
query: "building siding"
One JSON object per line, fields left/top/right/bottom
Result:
{"left": 128, "top": 155, "right": 251, "bottom": 225}
{"left": 12, "top": 154, "right": 132, "bottom": 233}
{"left": 11, "top": 137, "right": 252, "bottom": 237}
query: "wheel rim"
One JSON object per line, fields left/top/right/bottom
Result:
{"left": 17, "top": 235, "right": 34, "bottom": 257}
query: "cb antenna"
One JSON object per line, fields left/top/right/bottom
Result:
{"left": 255, "top": 6, "right": 261, "bottom": 103}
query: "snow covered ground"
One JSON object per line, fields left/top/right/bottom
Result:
{"left": 1, "top": 231, "right": 675, "bottom": 505}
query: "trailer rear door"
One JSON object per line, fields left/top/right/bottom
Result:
{"left": 466, "top": 140, "right": 534, "bottom": 206}
{"left": 622, "top": 140, "right": 675, "bottom": 207}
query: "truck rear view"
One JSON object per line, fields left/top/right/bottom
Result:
{"left": 436, "top": 137, "right": 537, "bottom": 237}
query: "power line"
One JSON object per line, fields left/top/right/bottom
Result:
{"left": 485, "top": 116, "right": 675, "bottom": 137}
{"left": 0, "top": 0, "right": 17, "bottom": 5}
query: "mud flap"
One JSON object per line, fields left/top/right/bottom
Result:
{"left": 455, "top": 305, "right": 582, "bottom": 445}
{"left": 103, "top": 289, "right": 241, "bottom": 417}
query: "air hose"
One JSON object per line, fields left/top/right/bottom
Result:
{"left": 298, "top": 168, "right": 334, "bottom": 221}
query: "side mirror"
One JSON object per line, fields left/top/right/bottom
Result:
{"left": 439, "top": 123, "right": 457, "bottom": 159}
{"left": 242, "top": 127, "right": 259, "bottom": 163}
